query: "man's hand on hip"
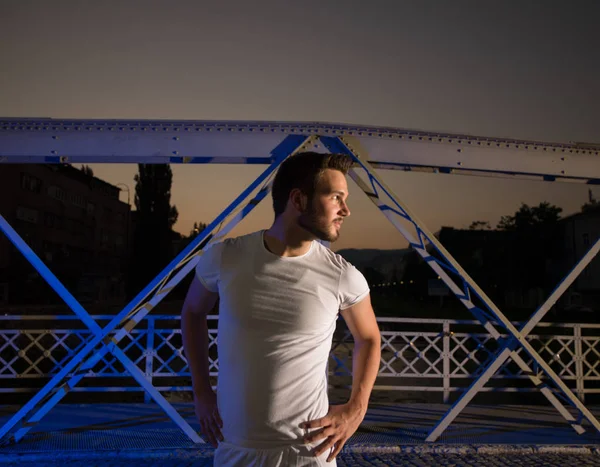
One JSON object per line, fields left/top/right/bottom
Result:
{"left": 301, "top": 403, "right": 366, "bottom": 462}
{"left": 194, "top": 390, "right": 223, "bottom": 447}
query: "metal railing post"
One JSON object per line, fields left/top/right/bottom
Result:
{"left": 144, "top": 316, "right": 155, "bottom": 404}
{"left": 443, "top": 321, "right": 450, "bottom": 404}
{"left": 574, "top": 324, "right": 585, "bottom": 403}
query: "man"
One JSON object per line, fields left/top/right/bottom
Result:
{"left": 181, "top": 152, "right": 381, "bottom": 466}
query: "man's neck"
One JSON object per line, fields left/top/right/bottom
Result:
{"left": 264, "top": 219, "right": 314, "bottom": 257}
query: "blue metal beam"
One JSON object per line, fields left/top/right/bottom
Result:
{"left": 0, "top": 134, "right": 311, "bottom": 444}
{"left": 0, "top": 214, "right": 202, "bottom": 443}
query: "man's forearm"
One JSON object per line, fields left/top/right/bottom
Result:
{"left": 181, "top": 310, "right": 212, "bottom": 396}
{"left": 349, "top": 337, "right": 381, "bottom": 412}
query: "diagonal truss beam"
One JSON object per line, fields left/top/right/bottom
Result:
{"left": 0, "top": 134, "right": 314, "bottom": 444}
{"left": 427, "top": 237, "right": 600, "bottom": 441}
{"left": 0, "top": 216, "right": 204, "bottom": 442}
{"left": 0, "top": 168, "right": 279, "bottom": 443}
{"left": 320, "top": 135, "right": 600, "bottom": 440}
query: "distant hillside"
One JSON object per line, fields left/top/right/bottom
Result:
{"left": 336, "top": 248, "right": 412, "bottom": 280}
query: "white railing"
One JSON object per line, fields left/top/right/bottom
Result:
{"left": 1, "top": 315, "right": 599, "bottom": 403}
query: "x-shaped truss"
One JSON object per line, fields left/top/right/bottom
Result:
{"left": 319, "top": 135, "right": 600, "bottom": 442}
{"left": 0, "top": 135, "right": 314, "bottom": 444}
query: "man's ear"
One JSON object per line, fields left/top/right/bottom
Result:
{"left": 289, "top": 188, "right": 308, "bottom": 212}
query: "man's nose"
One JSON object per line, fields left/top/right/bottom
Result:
{"left": 340, "top": 201, "right": 350, "bottom": 217}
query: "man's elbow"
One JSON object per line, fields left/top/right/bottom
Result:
{"left": 356, "top": 331, "right": 381, "bottom": 350}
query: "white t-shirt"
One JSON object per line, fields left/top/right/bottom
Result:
{"left": 195, "top": 230, "right": 370, "bottom": 449}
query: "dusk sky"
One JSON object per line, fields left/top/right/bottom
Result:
{"left": 1, "top": 1, "right": 599, "bottom": 250}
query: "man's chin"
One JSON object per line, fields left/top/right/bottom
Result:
{"left": 298, "top": 222, "right": 337, "bottom": 243}
{"left": 318, "top": 229, "right": 340, "bottom": 243}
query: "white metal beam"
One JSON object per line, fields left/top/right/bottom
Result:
{"left": 1, "top": 118, "right": 598, "bottom": 182}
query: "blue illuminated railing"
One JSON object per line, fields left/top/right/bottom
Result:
{"left": 1, "top": 315, "right": 599, "bottom": 403}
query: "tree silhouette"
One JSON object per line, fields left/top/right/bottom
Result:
{"left": 497, "top": 202, "right": 562, "bottom": 231}
{"left": 496, "top": 202, "right": 563, "bottom": 303}
{"left": 128, "top": 164, "right": 179, "bottom": 297}
{"left": 189, "top": 222, "right": 207, "bottom": 239}
{"left": 469, "top": 220, "right": 491, "bottom": 230}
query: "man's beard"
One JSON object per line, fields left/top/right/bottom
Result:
{"left": 297, "top": 207, "right": 340, "bottom": 242}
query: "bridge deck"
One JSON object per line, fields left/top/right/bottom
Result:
{"left": 1, "top": 402, "right": 599, "bottom": 453}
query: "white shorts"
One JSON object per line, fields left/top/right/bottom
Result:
{"left": 213, "top": 441, "right": 337, "bottom": 467}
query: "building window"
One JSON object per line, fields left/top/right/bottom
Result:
{"left": 44, "top": 212, "right": 63, "bottom": 229}
{"left": 583, "top": 233, "right": 590, "bottom": 247}
{"left": 67, "top": 193, "right": 86, "bottom": 208}
{"left": 44, "top": 212, "right": 56, "bottom": 228}
{"left": 87, "top": 202, "right": 96, "bottom": 215}
{"left": 16, "top": 206, "right": 39, "bottom": 224}
{"left": 43, "top": 241, "right": 55, "bottom": 262}
{"left": 21, "top": 173, "right": 42, "bottom": 193}
{"left": 48, "top": 185, "right": 66, "bottom": 202}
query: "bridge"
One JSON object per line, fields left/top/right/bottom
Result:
{"left": 1, "top": 118, "right": 600, "bottom": 463}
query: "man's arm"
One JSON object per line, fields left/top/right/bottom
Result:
{"left": 342, "top": 293, "right": 381, "bottom": 416}
{"left": 303, "top": 294, "right": 381, "bottom": 461}
{"left": 181, "top": 276, "right": 223, "bottom": 447}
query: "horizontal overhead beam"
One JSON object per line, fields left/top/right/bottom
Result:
{"left": 1, "top": 118, "right": 599, "bottom": 183}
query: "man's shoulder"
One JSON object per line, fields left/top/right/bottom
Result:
{"left": 219, "top": 230, "right": 262, "bottom": 251}
{"left": 313, "top": 242, "right": 355, "bottom": 272}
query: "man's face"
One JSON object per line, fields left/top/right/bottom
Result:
{"left": 297, "top": 169, "right": 351, "bottom": 242}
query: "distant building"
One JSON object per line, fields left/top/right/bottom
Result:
{"left": 559, "top": 206, "right": 600, "bottom": 310}
{"left": 437, "top": 214, "right": 600, "bottom": 313}
{"left": 0, "top": 164, "right": 131, "bottom": 306}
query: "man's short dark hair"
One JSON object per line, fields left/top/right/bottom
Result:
{"left": 271, "top": 151, "right": 353, "bottom": 217}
